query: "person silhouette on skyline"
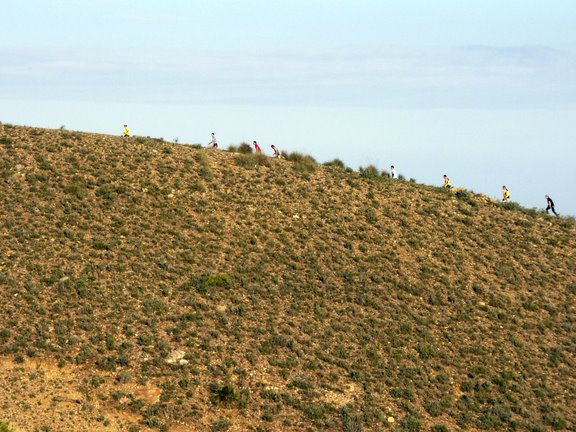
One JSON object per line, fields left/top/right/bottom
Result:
{"left": 208, "top": 132, "right": 218, "bottom": 148}
{"left": 545, "top": 195, "right": 559, "bottom": 216}
{"left": 502, "top": 185, "right": 510, "bottom": 202}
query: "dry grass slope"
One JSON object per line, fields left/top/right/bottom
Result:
{"left": 0, "top": 125, "right": 575, "bottom": 432}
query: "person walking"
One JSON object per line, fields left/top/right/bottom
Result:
{"left": 390, "top": 165, "right": 397, "bottom": 179}
{"left": 208, "top": 132, "right": 218, "bottom": 148}
{"left": 443, "top": 175, "right": 452, "bottom": 189}
{"left": 545, "top": 195, "right": 559, "bottom": 216}
{"left": 253, "top": 140, "right": 262, "bottom": 153}
{"left": 502, "top": 185, "right": 510, "bottom": 202}
{"left": 271, "top": 145, "right": 280, "bottom": 158}
{"left": 123, "top": 124, "right": 130, "bottom": 137}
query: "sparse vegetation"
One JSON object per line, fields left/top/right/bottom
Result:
{"left": 0, "top": 124, "right": 574, "bottom": 432}
{"left": 234, "top": 152, "right": 270, "bottom": 169}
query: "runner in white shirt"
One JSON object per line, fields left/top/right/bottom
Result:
{"left": 208, "top": 133, "right": 218, "bottom": 148}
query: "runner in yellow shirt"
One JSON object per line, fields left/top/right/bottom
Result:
{"left": 502, "top": 185, "right": 510, "bottom": 202}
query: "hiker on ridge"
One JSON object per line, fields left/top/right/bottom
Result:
{"left": 390, "top": 165, "right": 397, "bottom": 179}
{"left": 502, "top": 185, "right": 510, "bottom": 202}
{"left": 123, "top": 124, "right": 130, "bottom": 137}
{"left": 545, "top": 195, "right": 559, "bottom": 216}
{"left": 443, "top": 175, "right": 452, "bottom": 189}
{"left": 253, "top": 141, "right": 262, "bottom": 153}
{"left": 271, "top": 144, "right": 280, "bottom": 158}
{"left": 208, "top": 132, "right": 218, "bottom": 148}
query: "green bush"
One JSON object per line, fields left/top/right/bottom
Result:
{"left": 182, "top": 274, "right": 232, "bottom": 294}
{"left": 205, "top": 274, "right": 232, "bottom": 288}
{"left": 210, "top": 418, "right": 231, "bottom": 431}
{"left": 195, "top": 152, "right": 213, "bottom": 179}
{"left": 400, "top": 416, "right": 421, "bottom": 431}
{"left": 287, "top": 152, "right": 317, "bottom": 173}
{"left": 64, "top": 175, "right": 87, "bottom": 199}
{"left": 209, "top": 382, "right": 238, "bottom": 404}
{"left": 237, "top": 142, "right": 253, "bottom": 154}
{"left": 0, "top": 421, "right": 12, "bottom": 432}
{"left": 323, "top": 158, "right": 346, "bottom": 169}
{"left": 358, "top": 165, "right": 379, "bottom": 179}
{"left": 235, "top": 153, "right": 270, "bottom": 169}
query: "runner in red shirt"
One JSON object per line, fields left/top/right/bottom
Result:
{"left": 253, "top": 141, "right": 262, "bottom": 153}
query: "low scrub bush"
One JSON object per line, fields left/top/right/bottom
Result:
{"left": 286, "top": 152, "right": 317, "bottom": 173}
{"left": 64, "top": 175, "right": 87, "bottom": 199}
{"left": 358, "top": 165, "right": 380, "bottom": 179}
{"left": 236, "top": 142, "right": 253, "bottom": 154}
{"left": 323, "top": 159, "right": 346, "bottom": 169}
{"left": 235, "top": 153, "right": 270, "bottom": 169}
{"left": 209, "top": 382, "right": 238, "bottom": 404}
{"left": 181, "top": 274, "right": 232, "bottom": 294}
{"left": 400, "top": 416, "right": 421, "bottom": 431}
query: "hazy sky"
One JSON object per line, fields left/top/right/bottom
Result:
{"left": 1, "top": 0, "right": 575, "bottom": 215}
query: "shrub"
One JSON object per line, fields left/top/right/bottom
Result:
{"left": 365, "top": 208, "right": 377, "bottom": 224}
{"left": 0, "top": 329, "right": 11, "bottom": 344}
{"left": 205, "top": 274, "right": 232, "bottom": 288}
{"left": 235, "top": 153, "right": 270, "bottom": 169}
{"left": 453, "top": 189, "right": 477, "bottom": 208}
{"left": 64, "top": 175, "right": 87, "bottom": 199}
{"left": 287, "top": 152, "right": 317, "bottom": 173}
{"left": 400, "top": 416, "right": 421, "bottom": 431}
{"left": 358, "top": 165, "right": 380, "bottom": 179}
{"left": 195, "top": 153, "right": 213, "bottom": 179}
{"left": 0, "top": 421, "right": 12, "bottom": 432}
{"left": 237, "top": 142, "right": 253, "bottom": 154}
{"left": 210, "top": 418, "right": 231, "bottom": 431}
{"left": 323, "top": 159, "right": 346, "bottom": 169}
{"left": 209, "top": 382, "right": 237, "bottom": 404}
{"left": 182, "top": 274, "right": 232, "bottom": 294}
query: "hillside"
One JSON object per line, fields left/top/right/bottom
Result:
{"left": 0, "top": 124, "right": 575, "bottom": 432}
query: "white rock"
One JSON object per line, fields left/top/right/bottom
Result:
{"left": 165, "top": 350, "right": 187, "bottom": 365}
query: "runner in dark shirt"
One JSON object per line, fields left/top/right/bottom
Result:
{"left": 545, "top": 195, "right": 559, "bottom": 216}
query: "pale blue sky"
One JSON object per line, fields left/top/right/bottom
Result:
{"left": 1, "top": 1, "right": 575, "bottom": 214}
